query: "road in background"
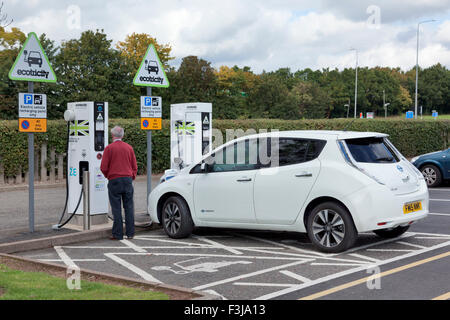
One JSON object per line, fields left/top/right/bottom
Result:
{"left": 0, "top": 176, "right": 160, "bottom": 231}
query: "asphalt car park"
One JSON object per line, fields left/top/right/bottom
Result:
{"left": 18, "top": 188, "right": 450, "bottom": 300}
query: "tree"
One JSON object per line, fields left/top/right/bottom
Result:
{"left": 55, "top": 29, "right": 133, "bottom": 118}
{"left": 116, "top": 33, "right": 174, "bottom": 72}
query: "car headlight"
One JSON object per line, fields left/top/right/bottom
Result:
{"left": 410, "top": 156, "right": 420, "bottom": 163}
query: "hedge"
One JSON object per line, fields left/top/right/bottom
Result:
{"left": 0, "top": 118, "right": 448, "bottom": 177}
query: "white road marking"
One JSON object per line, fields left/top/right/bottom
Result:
{"left": 120, "top": 239, "right": 147, "bottom": 253}
{"left": 193, "top": 235, "right": 243, "bottom": 255}
{"left": 413, "top": 232, "right": 450, "bottom": 237}
{"left": 115, "top": 252, "right": 309, "bottom": 261}
{"left": 193, "top": 259, "right": 314, "bottom": 291}
{"left": 279, "top": 270, "right": 311, "bottom": 283}
{"left": 104, "top": 253, "right": 161, "bottom": 284}
{"left": 430, "top": 198, "right": 450, "bottom": 201}
{"left": 234, "top": 282, "right": 295, "bottom": 288}
{"left": 311, "top": 263, "right": 365, "bottom": 266}
{"left": 367, "top": 249, "right": 415, "bottom": 252}
{"left": 397, "top": 241, "right": 426, "bottom": 249}
{"left": 429, "top": 213, "right": 450, "bottom": 217}
{"left": 254, "top": 240, "right": 450, "bottom": 300}
{"left": 428, "top": 188, "right": 450, "bottom": 191}
{"left": 233, "top": 233, "right": 334, "bottom": 257}
{"left": 348, "top": 253, "right": 381, "bottom": 263}
{"left": 135, "top": 237, "right": 211, "bottom": 247}
{"left": 54, "top": 246, "right": 77, "bottom": 269}
{"left": 416, "top": 237, "right": 450, "bottom": 239}
{"left": 238, "top": 247, "right": 368, "bottom": 264}
{"left": 342, "top": 233, "right": 414, "bottom": 254}
{"left": 39, "top": 259, "right": 106, "bottom": 262}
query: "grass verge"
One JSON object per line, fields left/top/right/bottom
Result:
{"left": 0, "top": 264, "right": 169, "bottom": 300}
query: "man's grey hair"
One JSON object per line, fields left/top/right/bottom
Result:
{"left": 111, "top": 126, "right": 124, "bottom": 138}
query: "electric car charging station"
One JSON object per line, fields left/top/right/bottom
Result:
{"left": 170, "top": 102, "right": 212, "bottom": 169}
{"left": 60, "top": 101, "right": 109, "bottom": 226}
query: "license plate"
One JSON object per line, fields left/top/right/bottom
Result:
{"left": 403, "top": 201, "right": 422, "bottom": 214}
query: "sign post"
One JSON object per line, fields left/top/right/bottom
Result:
{"left": 133, "top": 44, "right": 169, "bottom": 215}
{"left": 9, "top": 32, "right": 57, "bottom": 232}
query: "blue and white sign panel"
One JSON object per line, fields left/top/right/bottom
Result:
{"left": 406, "top": 111, "right": 414, "bottom": 119}
{"left": 18, "top": 92, "right": 47, "bottom": 118}
{"left": 432, "top": 111, "right": 438, "bottom": 118}
{"left": 140, "top": 96, "right": 162, "bottom": 118}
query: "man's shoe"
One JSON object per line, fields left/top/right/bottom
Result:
{"left": 110, "top": 236, "right": 122, "bottom": 240}
{"left": 127, "top": 236, "right": 134, "bottom": 240}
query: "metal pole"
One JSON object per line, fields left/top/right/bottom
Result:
{"left": 383, "top": 90, "right": 386, "bottom": 118}
{"left": 415, "top": 23, "right": 419, "bottom": 120}
{"left": 28, "top": 81, "right": 34, "bottom": 233}
{"left": 415, "top": 20, "right": 436, "bottom": 120}
{"left": 146, "top": 87, "right": 152, "bottom": 215}
{"left": 83, "top": 170, "right": 90, "bottom": 231}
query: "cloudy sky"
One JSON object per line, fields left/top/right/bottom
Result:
{"left": 4, "top": 0, "right": 450, "bottom": 72}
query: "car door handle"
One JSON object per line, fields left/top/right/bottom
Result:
{"left": 295, "top": 172, "right": 313, "bottom": 178}
{"left": 237, "top": 178, "right": 252, "bottom": 182}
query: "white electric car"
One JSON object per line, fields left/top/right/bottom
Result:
{"left": 149, "top": 131, "right": 429, "bottom": 253}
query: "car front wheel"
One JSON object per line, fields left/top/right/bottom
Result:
{"left": 162, "top": 196, "right": 194, "bottom": 239}
{"left": 307, "top": 202, "right": 357, "bottom": 253}
{"left": 421, "top": 164, "right": 442, "bottom": 187}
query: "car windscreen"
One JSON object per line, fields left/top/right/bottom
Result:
{"left": 29, "top": 52, "right": 40, "bottom": 58}
{"left": 345, "top": 137, "right": 398, "bottom": 163}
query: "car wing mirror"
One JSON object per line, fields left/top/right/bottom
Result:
{"left": 201, "top": 162, "right": 209, "bottom": 173}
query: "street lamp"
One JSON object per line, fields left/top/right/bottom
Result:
{"left": 344, "top": 98, "right": 350, "bottom": 118}
{"left": 415, "top": 19, "right": 436, "bottom": 119}
{"left": 383, "top": 89, "right": 390, "bottom": 118}
{"left": 349, "top": 48, "right": 358, "bottom": 118}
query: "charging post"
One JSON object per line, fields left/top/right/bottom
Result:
{"left": 8, "top": 32, "right": 57, "bottom": 233}
{"left": 133, "top": 44, "right": 169, "bottom": 214}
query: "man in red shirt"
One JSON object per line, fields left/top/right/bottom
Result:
{"left": 101, "top": 126, "right": 138, "bottom": 240}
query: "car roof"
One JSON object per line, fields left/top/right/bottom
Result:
{"left": 227, "top": 130, "right": 388, "bottom": 143}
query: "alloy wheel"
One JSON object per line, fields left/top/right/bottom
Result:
{"left": 163, "top": 202, "right": 182, "bottom": 235}
{"left": 422, "top": 167, "right": 436, "bottom": 186}
{"left": 312, "top": 209, "right": 345, "bottom": 248}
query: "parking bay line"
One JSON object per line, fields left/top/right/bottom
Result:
{"left": 279, "top": 270, "right": 311, "bottom": 283}
{"left": 193, "top": 259, "right": 314, "bottom": 291}
{"left": 254, "top": 240, "right": 450, "bottom": 300}
{"left": 192, "top": 235, "right": 243, "bottom": 255}
{"left": 54, "top": 246, "right": 78, "bottom": 269}
{"left": 120, "top": 239, "right": 147, "bottom": 253}
{"left": 429, "top": 198, "right": 450, "bottom": 201}
{"left": 298, "top": 250, "right": 450, "bottom": 300}
{"left": 104, "top": 253, "right": 161, "bottom": 284}
{"left": 429, "top": 213, "right": 450, "bottom": 217}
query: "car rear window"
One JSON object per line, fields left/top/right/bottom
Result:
{"left": 345, "top": 137, "right": 398, "bottom": 163}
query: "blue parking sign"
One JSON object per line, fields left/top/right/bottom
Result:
{"left": 24, "top": 94, "right": 33, "bottom": 104}
{"left": 144, "top": 97, "right": 152, "bottom": 106}
{"left": 406, "top": 111, "right": 414, "bottom": 119}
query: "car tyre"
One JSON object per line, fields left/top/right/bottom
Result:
{"left": 162, "top": 196, "right": 194, "bottom": 239}
{"left": 420, "top": 164, "right": 442, "bottom": 187}
{"left": 307, "top": 202, "right": 357, "bottom": 253}
{"left": 373, "top": 225, "right": 410, "bottom": 238}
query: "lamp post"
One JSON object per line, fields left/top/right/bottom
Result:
{"left": 383, "top": 89, "right": 390, "bottom": 118}
{"left": 415, "top": 19, "right": 436, "bottom": 119}
{"left": 344, "top": 98, "right": 350, "bottom": 118}
{"left": 349, "top": 48, "right": 358, "bottom": 118}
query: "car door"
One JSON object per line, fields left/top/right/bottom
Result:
{"left": 443, "top": 148, "right": 450, "bottom": 179}
{"left": 254, "top": 138, "right": 325, "bottom": 225}
{"left": 193, "top": 139, "right": 258, "bottom": 223}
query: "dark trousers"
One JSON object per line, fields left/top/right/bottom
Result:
{"left": 108, "top": 177, "right": 134, "bottom": 239}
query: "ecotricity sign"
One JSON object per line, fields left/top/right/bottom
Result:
{"left": 133, "top": 44, "right": 169, "bottom": 87}
{"left": 8, "top": 32, "right": 57, "bottom": 83}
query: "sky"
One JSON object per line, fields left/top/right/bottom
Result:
{"left": 3, "top": 0, "right": 450, "bottom": 73}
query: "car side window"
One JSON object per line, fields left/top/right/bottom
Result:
{"left": 259, "top": 138, "right": 326, "bottom": 168}
{"left": 209, "top": 139, "right": 259, "bottom": 172}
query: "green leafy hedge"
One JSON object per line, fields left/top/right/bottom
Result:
{"left": 0, "top": 119, "right": 448, "bottom": 177}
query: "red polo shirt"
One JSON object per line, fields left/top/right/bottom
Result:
{"left": 100, "top": 139, "right": 138, "bottom": 180}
